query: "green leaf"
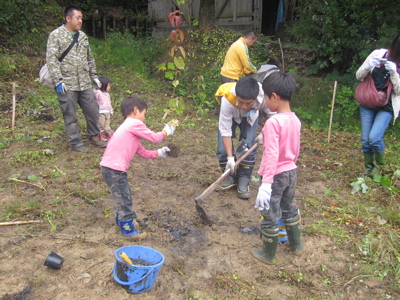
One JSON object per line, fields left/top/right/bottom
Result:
{"left": 167, "top": 62, "right": 175, "bottom": 70}
{"left": 174, "top": 56, "right": 185, "bottom": 70}
{"left": 172, "top": 80, "right": 179, "bottom": 87}
{"left": 28, "top": 174, "right": 38, "bottom": 181}
{"left": 165, "top": 71, "right": 175, "bottom": 80}
{"left": 157, "top": 63, "right": 166, "bottom": 71}
{"left": 373, "top": 173, "right": 382, "bottom": 182}
{"left": 380, "top": 176, "right": 392, "bottom": 189}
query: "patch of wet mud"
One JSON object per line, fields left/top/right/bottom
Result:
{"left": 145, "top": 209, "right": 208, "bottom": 254}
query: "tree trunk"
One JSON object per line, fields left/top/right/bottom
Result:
{"left": 199, "top": 0, "right": 216, "bottom": 31}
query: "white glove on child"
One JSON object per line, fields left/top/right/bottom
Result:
{"left": 93, "top": 78, "right": 102, "bottom": 88}
{"left": 365, "top": 57, "right": 382, "bottom": 71}
{"left": 255, "top": 133, "right": 263, "bottom": 145}
{"left": 385, "top": 61, "right": 397, "bottom": 74}
{"left": 255, "top": 182, "right": 272, "bottom": 210}
{"left": 157, "top": 146, "right": 170, "bottom": 158}
{"left": 225, "top": 156, "right": 235, "bottom": 174}
{"left": 163, "top": 124, "right": 176, "bottom": 136}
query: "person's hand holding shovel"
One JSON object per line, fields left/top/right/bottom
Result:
{"left": 226, "top": 156, "right": 235, "bottom": 174}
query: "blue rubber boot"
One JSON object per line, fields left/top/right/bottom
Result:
{"left": 278, "top": 218, "right": 288, "bottom": 242}
{"left": 119, "top": 219, "right": 148, "bottom": 240}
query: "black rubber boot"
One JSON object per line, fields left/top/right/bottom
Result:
{"left": 237, "top": 162, "right": 254, "bottom": 199}
{"left": 216, "top": 164, "right": 237, "bottom": 191}
{"left": 251, "top": 228, "right": 279, "bottom": 264}
{"left": 362, "top": 153, "right": 376, "bottom": 177}
{"left": 284, "top": 215, "right": 303, "bottom": 256}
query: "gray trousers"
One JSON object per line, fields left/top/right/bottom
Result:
{"left": 260, "top": 169, "right": 299, "bottom": 230}
{"left": 57, "top": 89, "right": 100, "bottom": 148}
{"left": 101, "top": 166, "right": 137, "bottom": 221}
{"left": 220, "top": 74, "right": 238, "bottom": 83}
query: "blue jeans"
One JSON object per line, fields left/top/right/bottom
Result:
{"left": 260, "top": 169, "right": 299, "bottom": 230}
{"left": 360, "top": 105, "right": 392, "bottom": 154}
{"left": 216, "top": 117, "right": 258, "bottom": 165}
{"left": 101, "top": 166, "right": 137, "bottom": 220}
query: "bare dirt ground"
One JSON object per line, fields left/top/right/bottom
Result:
{"left": 1, "top": 105, "right": 396, "bottom": 300}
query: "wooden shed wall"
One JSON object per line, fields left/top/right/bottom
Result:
{"left": 148, "top": 0, "right": 259, "bottom": 29}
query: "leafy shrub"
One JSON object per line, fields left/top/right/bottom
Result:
{"left": 290, "top": 0, "right": 400, "bottom": 74}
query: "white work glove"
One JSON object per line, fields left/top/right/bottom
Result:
{"left": 385, "top": 61, "right": 397, "bottom": 74}
{"left": 93, "top": 78, "right": 102, "bottom": 88}
{"left": 55, "top": 82, "right": 67, "bottom": 94}
{"left": 162, "top": 124, "right": 176, "bottom": 136}
{"left": 255, "top": 133, "right": 263, "bottom": 145}
{"left": 225, "top": 156, "right": 235, "bottom": 174}
{"left": 365, "top": 57, "right": 382, "bottom": 71}
{"left": 255, "top": 182, "right": 272, "bottom": 210}
{"left": 157, "top": 146, "right": 170, "bottom": 158}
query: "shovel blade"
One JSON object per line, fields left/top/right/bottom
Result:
{"left": 195, "top": 204, "right": 213, "bottom": 226}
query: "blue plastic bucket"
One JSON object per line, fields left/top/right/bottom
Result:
{"left": 113, "top": 245, "right": 165, "bottom": 294}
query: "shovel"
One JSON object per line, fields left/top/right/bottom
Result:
{"left": 195, "top": 142, "right": 259, "bottom": 225}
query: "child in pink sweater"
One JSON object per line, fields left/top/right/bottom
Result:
{"left": 94, "top": 77, "right": 114, "bottom": 140}
{"left": 100, "top": 96, "right": 175, "bottom": 240}
{"left": 252, "top": 72, "right": 302, "bottom": 264}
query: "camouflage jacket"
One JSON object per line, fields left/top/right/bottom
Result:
{"left": 46, "top": 25, "right": 98, "bottom": 91}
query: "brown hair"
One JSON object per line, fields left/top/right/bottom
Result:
{"left": 387, "top": 34, "right": 400, "bottom": 65}
{"left": 120, "top": 96, "right": 147, "bottom": 118}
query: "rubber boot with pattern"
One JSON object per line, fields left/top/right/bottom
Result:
{"left": 119, "top": 219, "right": 148, "bottom": 240}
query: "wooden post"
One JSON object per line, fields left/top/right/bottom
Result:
{"left": 328, "top": 81, "right": 338, "bottom": 143}
{"left": 102, "top": 14, "right": 106, "bottom": 38}
{"left": 278, "top": 38, "right": 285, "bottom": 72}
{"left": 92, "top": 15, "right": 96, "bottom": 38}
{"left": 12, "top": 82, "right": 16, "bottom": 130}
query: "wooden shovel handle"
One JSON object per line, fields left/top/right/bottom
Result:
{"left": 195, "top": 143, "right": 258, "bottom": 204}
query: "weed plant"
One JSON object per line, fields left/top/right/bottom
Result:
{"left": 90, "top": 32, "right": 164, "bottom": 78}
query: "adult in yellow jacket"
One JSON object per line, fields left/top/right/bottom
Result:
{"left": 220, "top": 31, "right": 258, "bottom": 83}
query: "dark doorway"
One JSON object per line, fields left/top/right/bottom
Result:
{"left": 261, "top": 0, "right": 280, "bottom": 36}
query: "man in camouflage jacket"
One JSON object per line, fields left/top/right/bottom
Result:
{"left": 46, "top": 5, "right": 105, "bottom": 151}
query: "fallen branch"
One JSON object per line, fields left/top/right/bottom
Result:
{"left": 0, "top": 232, "right": 100, "bottom": 244}
{"left": 0, "top": 220, "right": 41, "bottom": 226}
{"left": 8, "top": 177, "right": 46, "bottom": 191}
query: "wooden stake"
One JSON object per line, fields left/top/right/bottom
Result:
{"left": 328, "top": 81, "right": 338, "bottom": 143}
{"left": 12, "top": 82, "right": 16, "bottom": 130}
{"left": 278, "top": 38, "right": 285, "bottom": 72}
{"left": 0, "top": 220, "right": 41, "bottom": 226}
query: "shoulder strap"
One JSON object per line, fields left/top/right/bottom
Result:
{"left": 58, "top": 31, "right": 79, "bottom": 62}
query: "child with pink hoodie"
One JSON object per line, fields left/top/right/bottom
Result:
{"left": 252, "top": 72, "right": 302, "bottom": 264}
